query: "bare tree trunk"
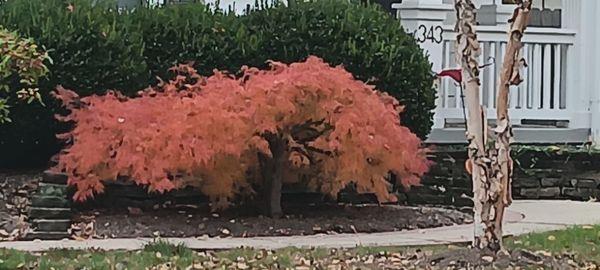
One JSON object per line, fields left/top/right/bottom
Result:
{"left": 454, "top": 0, "right": 493, "bottom": 250}
{"left": 454, "top": 0, "right": 532, "bottom": 252}
{"left": 492, "top": 0, "right": 532, "bottom": 245}
{"left": 258, "top": 134, "right": 286, "bottom": 218}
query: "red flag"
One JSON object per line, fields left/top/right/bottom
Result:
{"left": 436, "top": 61, "right": 494, "bottom": 84}
{"left": 436, "top": 69, "right": 462, "bottom": 83}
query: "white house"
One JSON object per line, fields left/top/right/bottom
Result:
{"left": 395, "top": 0, "right": 600, "bottom": 144}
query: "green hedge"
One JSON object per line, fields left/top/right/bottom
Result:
{"left": 238, "top": 1, "right": 435, "bottom": 139}
{"left": 0, "top": 0, "right": 148, "bottom": 167}
{"left": 0, "top": 0, "right": 434, "bottom": 168}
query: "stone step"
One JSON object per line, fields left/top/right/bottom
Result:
{"left": 42, "top": 170, "right": 68, "bottom": 184}
{"left": 37, "top": 183, "right": 68, "bottom": 197}
{"left": 31, "top": 195, "right": 70, "bottom": 208}
{"left": 24, "top": 231, "right": 71, "bottom": 241}
{"left": 32, "top": 219, "right": 71, "bottom": 232}
{"left": 29, "top": 207, "right": 72, "bottom": 219}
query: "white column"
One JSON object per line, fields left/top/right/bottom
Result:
{"left": 561, "top": 0, "right": 581, "bottom": 29}
{"left": 393, "top": 0, "right": 454, "bottom": 129}
{"left": 559, "top": 0, "right": 588, "bottom": 132}
{"left": 572, "top": 0, "right": 600, "bottom": 144}
{"left": 394, "top": 0, "right": 452, "bottom": 72}
{"left": 590, "top": 0, "right": 600, "bottom": 145}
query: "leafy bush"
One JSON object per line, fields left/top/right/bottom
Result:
{"left": 238, "top": 0, "right": 435, "bottom": 138}
{"left": 0, "top": 0, "right": 148, "bottom": 96}
{"left": 0, "top": 27, "right": 50, "bottom": 123}
{"left": 0, "top": 0, "right": 148, "bottom": 167}
{"left": 0, "top": 0, "right": 434, "bottom": 168}
{"left": 53, "top": 57, "right": 430, "bottom": 215}
{"left": 125, "top": 3, "right": 240, "bottom": 81}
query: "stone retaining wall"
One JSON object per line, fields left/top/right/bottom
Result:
{"left": 62, "top": 146, "right": 600, "bottom": 210}
{"left": 397, "top": 146, "right": 600, "bottom": 207}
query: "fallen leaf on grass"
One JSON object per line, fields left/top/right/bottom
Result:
{"left": 536, "top": 250, "right": 552, "bottom": 257}
{"left": 185, "top": 263, "right": 204, "bottom": 270}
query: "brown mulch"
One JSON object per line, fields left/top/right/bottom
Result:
{"left": 81, "top": 203, "right": 472, "bottom": 239}
{"left": 417, "top": 248, "right": 595, "bottom": 269}
{"left": 0, "top": 170, "right": 40, "bottom": 240}
{"left": 145, "top": 247, "right": 597, "bottom": 270}
{"left": 341, "top": 248, "right": 597, "bottom": 269}
{"left": 0, "top": 171, "right": 474, "bottom": 240}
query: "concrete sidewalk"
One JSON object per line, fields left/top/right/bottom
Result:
{"left": 2, "top": 200, "right": 600, "bottom": 252}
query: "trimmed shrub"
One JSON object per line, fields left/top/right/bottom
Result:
{"left": 53, "top": 57, "right": 430, "bottom": 215}
{"left": 0, "top": 0, "right": 148, "bottom": 167}
{"left": 125, "top": 4, "right": 240, "bottom": 81}
{"left": 0, "top": 0, "right": 434, "bottom": 168}
{"left": 238, "top": 0, "right": 435, "bottom": 139}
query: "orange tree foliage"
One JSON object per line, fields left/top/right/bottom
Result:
{"left": 53, "top": 56, "right": 430, "bottom": 209}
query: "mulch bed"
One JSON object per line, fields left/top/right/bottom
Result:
{"left": 0, "top": 170, "right": 40, "bottom": 240}
{"left": 418, "top": 248, "right": 593, "bottom": 269}
{"left": 295, "top": 247, "right": 597, "bottom": 269}
{"left": 80, "top": 203, "right": 472, "bottom": 239}
{"left": 1, "top": 170, "right": 473, "bottom": 240}
{"left": 146, "top": 245, "right": 596, "bottom": 269}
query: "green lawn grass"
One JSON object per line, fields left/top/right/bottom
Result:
{"left": 1, "top": 225, "right": 599, "bottom": 269}
{"left": 505, "top": 224, "right": 600, "bottom": 263}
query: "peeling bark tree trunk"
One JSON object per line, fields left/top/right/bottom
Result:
{"left": 454, "top": 0, "right": 531, "bottom": 252}
{"left": 492, "top": 0, "right": 532, "bottom": 245}
{"left": 454, "top": 0, "right": 491, "bottom": 250}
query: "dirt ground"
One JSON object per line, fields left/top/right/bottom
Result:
{"left": 1, "top": 170, "right": 473, "bottom": 240}
{"left": 299, "top": 246, "right": 598, "bottom": 269}
{"left": 415, "top": 248, "right": 592, "bottom": 269}
{"left": 82, "top": 203, "right": 472, "bottom": 239}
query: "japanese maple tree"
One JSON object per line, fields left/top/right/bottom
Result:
{"left": 53, "top": 56, "right": 430, "bottom": 216}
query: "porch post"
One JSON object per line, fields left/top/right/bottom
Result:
{"left": 562, "top": 0, "right": 600, "bottom": 144}
{"left": 576, "top": 0, "right": 600, "bottom": 145}
{"left": 393, "top": 0, "right": 454, "bottom": 130}
{"left": 592, "top": 1, "right": 600, "bottom": 145}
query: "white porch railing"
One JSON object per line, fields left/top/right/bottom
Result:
{"left": 434, "top": 26, "right": 578, "bottom": 130}
{"left": 424, "top": 25, "right": 592, "bottom": 143}
{"left": 395, "top": 0, "right": 600, "bottom": 144}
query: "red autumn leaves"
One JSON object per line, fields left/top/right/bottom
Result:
{"left": 52, "top": 57, "right": 430, "bottom": 208}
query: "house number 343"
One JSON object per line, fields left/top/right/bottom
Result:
{"left": 413, "top": 25, "right": 443, "bottom": 44}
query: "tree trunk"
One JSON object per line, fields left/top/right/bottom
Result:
{"left": 258, "top": 134, "right": 286, "bottom": 218}
{"left": 492, "top": 0, "right": 532, "bottom": 246}
{"left": 455, "top": 0, "right": 532, "bottom": 252}
{"left": 455, "top": 0, "right": 494, "bottom": 250}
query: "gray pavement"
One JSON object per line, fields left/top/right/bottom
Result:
{"left": 1, "top": 200, "right": 600, "bottom": 252}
